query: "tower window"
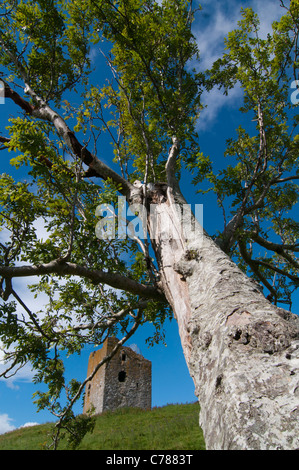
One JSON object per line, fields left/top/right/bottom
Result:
{"left": 118, "top": 371, "right": 126, "bottom": 382}
{"left": 121, "top": 353, "right": 126, "bottom": 361}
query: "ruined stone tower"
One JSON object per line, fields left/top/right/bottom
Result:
{"left": 83, "top": 337, "right": 152, "bottom": 414}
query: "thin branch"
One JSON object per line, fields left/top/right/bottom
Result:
{"left": 251, "top": 234, "right": 299, "bottom": 271}
{"left": 0, "top": 356, "right": 28, "bottom": 380}
{"left": 238, "top": 239, "right": 277, "bottom": 300}
{"left": 273, "top": 175, "right": 299, "bottom": 184}
{"left": 0, "top": 136, "right": 11, "bottom": 145}
{"left": 10, "top": 288, "right": 52, "bottom": 341}
{"left": 69, "top": 299, "right": 149, "bottom": 334}
{"left": 254, "top": 259, "right": 299, "bottom": 283}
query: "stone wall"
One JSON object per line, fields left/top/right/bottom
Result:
{"left": 83, "top": 337, "right": 152, "bottom": 414}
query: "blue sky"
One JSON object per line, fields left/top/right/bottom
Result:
{"left": 0, "top": 0, "right": 298, "bottom": 435}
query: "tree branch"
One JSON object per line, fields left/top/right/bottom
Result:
{"left": 238, "top": 239, "right": 277, "bottom": 299}
{"left": 0, "top": 136, "right": 11, "bottom": 145}
{"left": 3, "top": 80, "right": 133, "bottom": 197}
{"left": 251, "top": 233, "right": 299, "bottom": 272}
{"left": 4, "top": 81, "right": 35, "bottom": 114}
{"left": 165, "top": 136, "right": 180, "bottom": 188}
{"left": 0, "top": 260, "right": 166, "bottom": 302}
{"left": 254, "top": 259, "right": 299, "bottom": 283}
{"left": 251, "top": 232, "right": 299, "bottom": 253}
{"left": 10, "top": 288, "right": 53, "bottom": 341}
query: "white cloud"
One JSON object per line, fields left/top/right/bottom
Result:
{"left": 0, "top": 346, "right": 35, "bottom": 390}
{"left": 0, "top": 348, "right": 5, "bottom": 363}
{"left": 0, "top": 272, "right": 49, "bottom": 391}
{"left": 251, "top": 0, "right": 284, "bottom": 38}
{"left": 32, "top": 216, "right": 51, "bottom": 241}
{"left": 0, "top": 218, "right": 49, "bottom": 389}
{"left": 195, "top": 6, "right": 239, "bottom": 71}
{"left": 0, "top": 415, "right": 40, "bottom": 435}
{"left": 0, "top": 364, "right": 35, "bottom": 390}
{"left": 0, "top": 213, "right": 91, "bottom": 389}
{"left": 128, "top": 343, "right": 142, "bottom": 355}
{"left": 194, "top": 0, "right": 286, "bottom": 129}
{"left": 19, "top": 422, "right": 39, "bottom": 429}
{"left": 198, "top": 85, "right": 243, "bottom": 131}
{"left": 0, "top": 413, "right": 15, "bottom": 434}
{"left": 89, "top": 46, "right": 100, "bottom": 64}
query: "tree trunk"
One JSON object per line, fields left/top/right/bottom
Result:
{"left": 147, "top": 185, "right": 299, "bottom": 450}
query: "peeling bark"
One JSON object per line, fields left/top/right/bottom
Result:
{"left": 147, "top": 184, "right": 299, "bottom": 450}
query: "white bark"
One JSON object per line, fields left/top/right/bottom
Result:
{"left": 148, "top": 185, "right": 299, "bottom": 450}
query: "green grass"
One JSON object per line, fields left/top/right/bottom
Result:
{"left": 0, "top": 402, "right": 205, "bottom": 450}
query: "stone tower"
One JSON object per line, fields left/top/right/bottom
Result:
{"left": 83, "top": 337, "right": 152, "bottom": 414}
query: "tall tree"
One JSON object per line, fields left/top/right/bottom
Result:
{"left": 0, "top": 0, "right": 298, "bottom": 449}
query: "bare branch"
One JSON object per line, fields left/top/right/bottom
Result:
{"left": 10, "top": 288, "right": 52, "bottom": 341}
{"left": 238, "top": 239, "right": 277, "bottom": 299}
{"left": 251, "top": 232, "right": 299, "bottom": 253}
{"left": 165, "top": 136, "right": 180, "bottom": 188}
{"left": 0, "top": 260, "right": 166, "bottom": 302}
{"left": 255, "top": 259, "right": 299, "bottom": 283}
{"left": 273, "top": 175, "right": 299, "bottom": 184}
{"left": 0, "top": 136, "right": 11, "bottom": 147}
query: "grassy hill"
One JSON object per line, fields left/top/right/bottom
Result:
{"left": 0, "top": 402, "right": 205, "bottom": 450}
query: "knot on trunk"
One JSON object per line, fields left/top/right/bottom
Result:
{"left": 174, "top": 248, "right": 200, "bottom": 279}
{"left": 227, "top": 312, "right": 299, "bottom": 354}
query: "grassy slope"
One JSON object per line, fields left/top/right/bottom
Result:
{"left": 0, "top": 402, "right": 205, "bottom": 450}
